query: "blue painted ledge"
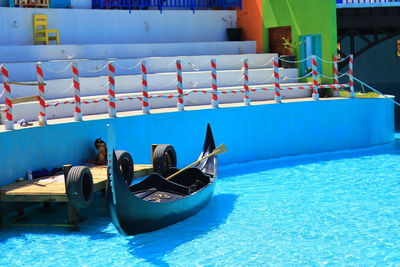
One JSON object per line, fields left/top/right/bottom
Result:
{"left": 0, "top": 98, "right": 394, "bottom": 185}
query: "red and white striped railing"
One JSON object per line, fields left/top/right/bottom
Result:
{"left": 0, "top": 55, "right": 354, "bottom": 130}
{"left": 1, "top": 65, "right": 13, "bottom": 130}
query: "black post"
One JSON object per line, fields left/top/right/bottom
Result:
{"left": 16, "top": 202, "right": 25, "bottom": 219}
{"left": 67, "top": 203, "right": 80, "bottom": 231}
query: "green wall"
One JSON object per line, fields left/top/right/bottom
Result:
{"left": 263, "top": 0, "right": 337, "bottom": 81}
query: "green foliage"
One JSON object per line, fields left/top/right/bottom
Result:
{"left": 281, "top": 37, "right": 301, "bottom": 56}
{"left": 339, "top": 90, "right": 381, "bottom": 98}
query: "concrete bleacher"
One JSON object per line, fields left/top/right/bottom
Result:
{"left": 0, "top": 41, "right": 257, "bottom": 80}
{"left": 0, "top": 8, "right": 312, "bottom": 124}
{"left": 0, "top": 41, "right": 257, "bottom": 64}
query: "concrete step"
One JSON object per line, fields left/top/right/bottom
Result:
{"left": 1, "top": 53, "right": 277, "bottom": 82}
{"left": 1, "top": 68, "right": 298, "bottom": 101}
{"left": 0, "top": 41, "right": 256, "bottom": 63}
{"left": 2, "top": 83, "right": 312, "bottom": 122}
{"left": 0, "top": 8, "right": 237, "bottom": 46}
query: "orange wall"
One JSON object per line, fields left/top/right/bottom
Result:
{"left": 237, "top": 0, "right": 264, "bottom": 53}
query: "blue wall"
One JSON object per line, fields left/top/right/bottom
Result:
{"left": 0, "top": 98, "right": 394, "bottom": 185}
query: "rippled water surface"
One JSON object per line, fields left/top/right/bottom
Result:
{"left": 1, "top": 143, "right": 400, "bottom": 266}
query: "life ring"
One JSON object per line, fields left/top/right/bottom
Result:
{"left": 116, "top": 150, "right": 134, "bottom": 185}
{"left": 152, "top": 144, "right": 177, "bottom": 176}
{"left": 66, "top": 166, "right": 94, "bottom": 209}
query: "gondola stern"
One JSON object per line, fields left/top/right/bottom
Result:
{"left": 196, "top": 124, "right": 217, "bottom": 177}
{"left": 204, "top": 123, "right": 216, "bottom": 153}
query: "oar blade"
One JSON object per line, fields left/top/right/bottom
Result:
{"left": 213, "top": 144, "right": 227, "bottom": 155}
{"left": 166, "top": 143, "right": 227, "bottom": 181}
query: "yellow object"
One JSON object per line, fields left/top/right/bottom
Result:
{"left": 33, "top": 14, "right": 60, "bottom": 45}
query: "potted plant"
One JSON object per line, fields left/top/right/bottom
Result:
{"left": 223, "top": 16, "right": 242, "bottom": 41}
{"left": 280, "top": 37, "right": 299, "bottom": 68}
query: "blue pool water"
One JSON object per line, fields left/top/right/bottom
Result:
{"left": 1, "top": 143, "right": 400, "bottom": 266}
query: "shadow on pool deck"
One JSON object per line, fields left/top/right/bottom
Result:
{"left": 0, "top": 192, "right": 115, "bottom": 242}
{"left": 126, "top": 193, "right": 237, "bottom": 266}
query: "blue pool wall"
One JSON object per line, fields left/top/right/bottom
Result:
{"left": 0, "top": 98, "right": 394, "bottom": 186}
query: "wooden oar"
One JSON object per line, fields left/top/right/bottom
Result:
{"left": 12, "top": 95, "right": 39, "bottom": 104}
{"left": 166, "top": 143, "right": 227, "bottom": 181}
{"left": 6, "top": 81, "right": 46, "bottom": 86}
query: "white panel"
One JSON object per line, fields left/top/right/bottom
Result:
{"left": 0, "top": 7, "right": 236, "bottom": 45}
{"left": 0, "top": 41, "right": 257, "bottom": 63}
{"left": 70, "top": 0, "right": 92, "bottom": 9}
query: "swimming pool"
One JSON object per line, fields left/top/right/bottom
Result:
{"left": 1, "top": 142, "right": 400, "bottom": 266}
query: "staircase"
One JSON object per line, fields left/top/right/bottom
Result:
{"left": 0, "top": 41, "right": 312, "bottom": 123}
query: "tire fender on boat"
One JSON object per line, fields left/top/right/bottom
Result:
{"left": 115, "top": 150, "right": 134, "bottom": 185}
{"left": 66, "top": 166, "right": 94, "bottom": 209}
{"left": 152, "top": 144, "right": 177, "bottom": 176}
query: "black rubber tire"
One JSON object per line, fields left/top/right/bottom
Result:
{"left": 66, "top": 166, "right": 94, "bottom": 209}
{"left": 116, "top": 150, "right": 134, "bottom": 185}
{"left": 152, "top": 144, "right": 177, "bottom": 176}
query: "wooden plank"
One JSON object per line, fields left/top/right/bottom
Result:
{"left": 0, "top": 164, "right": 153, "bottom": 202}
{"left": 12, "top": 95, "right": 39, "bottom": 104}
{"left": 1, "top": 181, "right": 67, "bottom": 195}
{"left": 1, "top": 195, "right": 68, "bottom": 202}
{"left": 88, "top": 164, "right": 153, "bottom": 179}
{"left": 134, "top": 165, "right": 154, "bottom": 178}
{"left": 93, "top": 180, "right": 107, "bottom": 192}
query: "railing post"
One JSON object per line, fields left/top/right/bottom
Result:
{"left": 311, "top": 55, "right": 319, "bottom": 100}
{"left": 349, "top": 55, "right": 355, "bottom": 98}
{"left": 210, "top": 58, "right": 219, "bottom": 108}
{"left": 176, "top": 59, "right": 184, "bottom": 111}
{"left": 1, "top": 65, "right": 13, "bottom": 130}
{"left": 273, "top": 57, "right": 282, "bottom": 103}
{"left": 72, "top": 62, "right": 82, "bottom": 121}
{"left": 333, "top": 55, "right": 339, "bottom": 97}
{"left": 243, "top": 58, "right": 250, "bottom": 105}
{"left": 36, "top": 62, "right": 47, "bottom": 126}
{"left": 108, "top": 61, "right": 117, "bottom": 118}
{"left": 141, "top": 61, "right": 150, "bottom": 114}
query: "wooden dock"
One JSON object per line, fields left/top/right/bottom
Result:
{"left": 0, "top": 164, "right": 153, "bottom": 228}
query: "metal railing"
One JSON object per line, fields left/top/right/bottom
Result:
{"left": 1, "top": 54, "right": 353, "bottom": 130}
{"left": 92, "top": 0, "right": 242, "bottom": 11}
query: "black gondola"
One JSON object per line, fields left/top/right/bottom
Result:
{"left": 106, "top": 124, "right": 218, "bottom": 235}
